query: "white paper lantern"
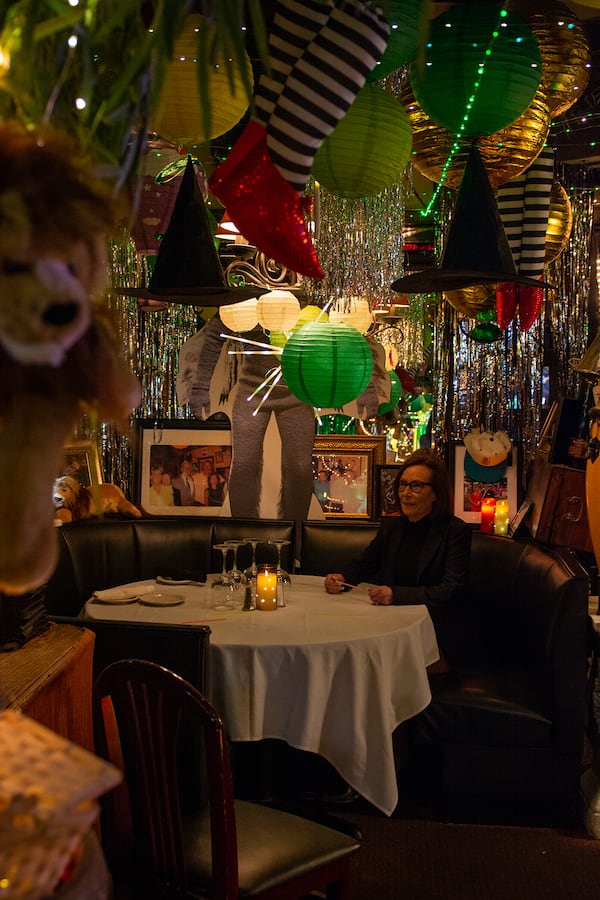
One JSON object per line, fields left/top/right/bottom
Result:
{"left": 328, "top": 297, "right": 373, "bottom": 334}
{"left": 219, "top": 298, "right": 259, "bottom": 332}
{"left": 256, "top": 290, "right": 301, "bottom": 332}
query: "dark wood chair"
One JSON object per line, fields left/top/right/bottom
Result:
{"left": 93, "top": 659, "right": 360, "bottom": 900}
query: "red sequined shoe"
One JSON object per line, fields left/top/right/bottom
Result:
{"left": 518, "top": 284, "right": 544, "bottom": 331}
{"left": 209, "top": 120, "right": 324, "bottom": 280}
{"left": 495, "top": 282, "right": 518, "bottom": 329}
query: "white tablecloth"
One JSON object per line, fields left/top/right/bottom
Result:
{"left": 84, "top": 575, "right": 439, "bottom": 815}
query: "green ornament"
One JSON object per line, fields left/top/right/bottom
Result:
{"left": 469, "top": 323, "right": 503, "bottom": 343}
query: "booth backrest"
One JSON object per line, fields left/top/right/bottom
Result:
{"left": 298, "top": 521, "right": 380, "bottom": 576}
{"left": 45, "top": 517, "right": 295, "bottom": 616}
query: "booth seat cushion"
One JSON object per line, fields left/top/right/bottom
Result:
{"left": 135, "top": 519, "right": 214, "bottom": 580}
{"left": 412, "top": 670, "right": 552, "bottom": 748}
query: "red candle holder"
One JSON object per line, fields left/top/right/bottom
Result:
{"left": 480, "top": 498, "right": 496, "bottom": 534}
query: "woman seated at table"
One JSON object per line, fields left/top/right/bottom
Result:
{"left": 324, "top": 448, "right": 472, "bottom": 667}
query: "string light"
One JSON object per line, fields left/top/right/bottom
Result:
{"left": 420, "top": 4, "right": 513, "bottom": 218}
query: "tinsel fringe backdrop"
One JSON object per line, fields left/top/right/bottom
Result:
{"left": 71, "top": 166, "right": 596, "bottom": 506}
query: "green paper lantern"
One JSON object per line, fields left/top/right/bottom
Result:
{"left": 469, "top": 322, "right": 503, "bottom": 343}
{"left": 378, "top": 371, "right": 402, "bottom": 415}
{"left": 368, "top": 0, "right": 424, "bottom": 82}
{"left": 281, "top": 322, "right": 373, "bottom": 408}
{"left": 311, "top": 84, "right": 412, "bottom": 199}
{"left": 410, "top": 6, "right": 542, "bottom": 137}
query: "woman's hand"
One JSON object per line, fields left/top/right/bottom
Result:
{"left": 367, "top": 585, "right": 393, "bottom": 606}
{"left": 324, "top": 573, "right": 345, "bottom": 593}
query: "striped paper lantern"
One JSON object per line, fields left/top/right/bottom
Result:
{"left": 281, "top": 322, "right": 373, "bottom": 408}
{"left": 367, "top": 0, "right": 425, "bottom": 81}
{"left": 311, "top": 84, "right": 412, "bottom": 199}
{"left": 410, "top": 5, "right": 542, "bottom": 137}
{"left": 378, "top": 371, "right": 403, "bottom": 415}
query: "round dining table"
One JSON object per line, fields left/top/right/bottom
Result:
{"left": 84, "top": 574, "right": 439, "bottom": 816}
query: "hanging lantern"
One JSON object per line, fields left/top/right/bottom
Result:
{"left": 514, "top": 0, "right": 591, "bottom": 117}
{"left": 328, "top": 297, "right": 374, "bottom": 334}
{"left": 292, "top": 305, "right": 327, "bottom": 330}
{"left": 256, "top": 290, "right": 301, "bottom": 332}
{"left": 378, "top": 371, "right": 403, "bottom": 415}
{"left": 545, "top": 181, "right": 573, "bottom": 266}
{"left": 311, "top": 83, "right": 412, "bottom": 199}
{"left": 152, "top": 15, "right": 253, "bottom": 145}
{"left": 268, "top": 331, "right": 288, "bottom": 349}
{"left": 444, "top": 284, "right": 497, "bottom": 318}
{"left": 281, "top": 322, "right": 373, "bottom": 408}
{"left": 410, "top": 5, "right": 542, "bottom": 137}
{"left": 401, "top": 81, "right": 550, "bottom": 190}
{"left": 367, "top": 0, "right": 424, "bottom": 82}
{"left": 219, "top": 297, "right": 259, "bottom": 332}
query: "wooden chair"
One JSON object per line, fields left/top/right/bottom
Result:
{"left": 93, "top": 659, "right": 360, "bottom": 899}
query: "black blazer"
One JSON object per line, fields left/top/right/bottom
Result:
{"left": 343, "top": 515, "right": 472, "bottom": 659}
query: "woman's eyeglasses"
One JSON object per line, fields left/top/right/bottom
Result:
{"left": 397, "top": 480, "right": 432, "bottom": 494}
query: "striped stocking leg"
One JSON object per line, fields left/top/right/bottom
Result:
{"left": 254, "top": 0, "right": 333, "bottom": 129}
{"left": 517, "top": 146, "right": 554, "bottom": 330}
{"left": 267, "top": 0, "right": 390, "bottom": 194}
{"left": 496, "top": 173, "right": 526, "bottom": 329}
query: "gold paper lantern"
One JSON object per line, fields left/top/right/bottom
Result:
{"left": 510, "top": 1, "right": 591, "bottom": 117}
{"left": 219, "top": 298, "right": 259, "bottom": 332}
{"left": 293, "top": 305, "right": 328, "bottom": 330}
{"left": 152, "top": 15, "right": 253, "bottom": 145}
{"left": 545, "top": 181, "right": 573, "bottom": 266}
{"left": 444, "top": 284, "right": 498, "bottom": 319}
{"left": 401, "top": 81, "right": 551, "bottom": 190}
{"left": 256, "top": 290, "right": 301, "bottom": 332}
{"left": 328, "top": 297, "right": 374, "bottom": 334}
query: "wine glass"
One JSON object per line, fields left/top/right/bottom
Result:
{"left": 211, "top": 544, "right": 235, "bottom": 610}
{"left": 242, "top": 537, "right": 261, "bottom": 610}
{"left": 224, "top": 540, "right": 249, "bottom": 609}
{"left": 269, "top": 539, "right": 291, "bottom": 607}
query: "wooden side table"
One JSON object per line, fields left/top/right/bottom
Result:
{"left": 0, "top": 622, "right": 95, "bottom": 751}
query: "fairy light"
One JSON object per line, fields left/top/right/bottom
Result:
{"left": 420, "top": 4, "right": 513, "bottom": 218}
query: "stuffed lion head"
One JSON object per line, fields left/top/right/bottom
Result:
{"left": 0, "top": 121, "right": 140, "bottom": 596}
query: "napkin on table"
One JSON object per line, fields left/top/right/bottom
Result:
{"left": 92, "top": 583, "right": 156, "bottom": 602}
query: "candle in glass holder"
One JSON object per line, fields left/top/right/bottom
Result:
{"left": 494, "top": 499, "right": 509, "bottom": 535}
{"left": 480, "top": 497, "right": 496, "bottom": 534}
{"left": 256, "top": 566, "right": 277, "bottom": 610}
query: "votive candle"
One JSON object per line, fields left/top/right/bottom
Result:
{"left": 494, "top": 499, "right": 509, "bottom": 535}
{"left": 480, "top": 497, "right": 496, "bottom": 534}
{"left": 256, "top": 567, "right": 277, "bottom": 611}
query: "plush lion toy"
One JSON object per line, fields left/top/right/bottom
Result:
{"left": 52, "top": 476, "right": 142, "bottom": 524}
{"left": 0, "top": 122, "right": 140, "bottom": 596}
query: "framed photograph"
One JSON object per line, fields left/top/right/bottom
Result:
{"left": 312, "top": 435, "right": 386, "bottom": 519}
{"left": 138, "top": 420, "right": 232, "bottom": 515}
{"left": 452, "top": 442, "right": 518, "bottom": 526}
{"left": 375, "top": 464, "right": 403, "bottom": 518}
{"left": 59, "top": 440, "right": 103, "bottom": 488}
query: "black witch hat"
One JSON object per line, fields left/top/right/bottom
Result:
{"left": 118, "top": 155, "right": 258, "bottom": 306}
{"left": 391, "top": 145, "right": 552, "bottom": 294}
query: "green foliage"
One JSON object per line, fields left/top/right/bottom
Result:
{"left": 0, "top": 0, "right": 267, "bottom": 188}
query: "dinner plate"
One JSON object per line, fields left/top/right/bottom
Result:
{"left": 138, "top": 592, "right": 185, "bottom": 607}
{"left": 93, "top": 594, "right": 139, "bottom": 605}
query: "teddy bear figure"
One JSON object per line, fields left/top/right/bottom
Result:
{"left": 0, "top": 122, "right": 140, "bottom": 596}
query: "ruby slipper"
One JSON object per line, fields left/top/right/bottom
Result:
{"left": 209, "top": 121, "right": 324, "bottom": 280}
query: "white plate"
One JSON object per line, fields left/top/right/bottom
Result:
{"left": 138, "top": 592, "right": 185, "bottom": 607}
{"left": 93, "top": 594, "right": 139, "bottom": 605}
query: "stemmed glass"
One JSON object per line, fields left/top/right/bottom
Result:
{"left": 269, "top": 540, "right": 292, "bottom": 607}
{"left": 211, "top": 544, "right": 235, "bottom": 610}
{"left": 224, "top": 540, "right": 249, "bottom": 609}
{"left": 242, "top": 537, "right": 261, "bottom": 610}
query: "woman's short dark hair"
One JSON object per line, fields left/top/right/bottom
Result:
{"left": 393, "top": 449, "right": 453, "bottom": 519}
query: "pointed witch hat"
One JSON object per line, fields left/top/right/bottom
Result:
{"left": 391, "top": 145, "right": 553, "bottom": 294}
{"left": 118, "top": 155, "right": 258, "bottom": 306}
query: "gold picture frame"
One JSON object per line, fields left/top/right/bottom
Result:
{"left": 60, "top": 440, "right": 103, "bottom": 488}
{"left": 312, "top": 435, "right": 386, "bottom": 519}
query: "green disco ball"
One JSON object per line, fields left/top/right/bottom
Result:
{"left": 281, "top": 322, "right": 373, "bottom": 408}
{"left": 378, "top": 371, "right": 403, "bottom": 415}
{"left": 410, "top": 5, "right": 542, "bottom": 136}
{"left": 312, "top": 83, "right": 412, "bottom": 198}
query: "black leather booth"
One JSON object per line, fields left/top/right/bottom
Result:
{"left": 45, "top": 515, "right": 591, "bottom": 817}
{"left": 45, "top": 516, "right": 295, "bottom": 616}
{"left": 298, "top": 522, "right": 591, "bottom": 814}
